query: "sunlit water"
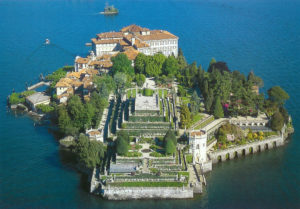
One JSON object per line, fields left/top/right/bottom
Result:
{"left": 0, "top": 0, "right": 299, "bottom": 208}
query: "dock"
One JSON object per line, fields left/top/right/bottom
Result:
{"left": 27, "top": 81, "right": 51, "bottom": 91}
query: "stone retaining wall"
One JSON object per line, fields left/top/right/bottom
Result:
{"left": 208, "top": 135, "right": 284, "bottom": 164}
{"left": 101, "top": 186, "right": 193, "bottom": 200}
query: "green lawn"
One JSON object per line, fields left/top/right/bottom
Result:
{"left": 127, "top": 90, "right": 131, "bottom": 99}
{"left": 164, "top": 90, "right": 168, "bottom": 98}
{"left": 181, "top": 97, "right": 190, "bottom": 105}
{"left": 159, "top": 89, "right": 163, "bottom": 98}
{"left": 195, "top": 116, "right": 215, "bottom": 129}
{"left": 191, "top": 113, "right": 203, "bottom": 125}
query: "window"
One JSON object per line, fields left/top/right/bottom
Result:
{"left": 196, "top": 144, "right": 200, "bottom": 149}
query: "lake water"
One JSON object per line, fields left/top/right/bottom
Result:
{"left": 0, "top": 0, "right": 299, "bottom": 208}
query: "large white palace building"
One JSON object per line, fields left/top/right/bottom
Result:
{"left": 74, "top": 25, "right": 178, "bottom": 73}
{"left": 91, "top": 24, "right": 178, "bottom": 58}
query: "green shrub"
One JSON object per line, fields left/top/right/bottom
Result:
{"left": 36, "top": 104, "right": 54, "bottom": 113}
{"left": 123, "top": 151, "right": 142, "bottom": 157}
{"left": 20, "top": 90, "right": 36, "bottom": 97}
{"left": 109, "top": 181, "right": 187, "bottom": 187}
{"left": 143, "top": 88, "right": 154, "bottom": 96}
{"left": 150, "top": 152, "right": 165, "bottom": 157}
{"left": 9, "top": 93, "right": 24, "bottom": 105}
{"left": 185, "top": 154, "right": 193, "bottom": 164}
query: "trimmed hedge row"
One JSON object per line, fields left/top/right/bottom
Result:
{"left": 108, "top": 181, "right": 187, "bottom": 187}
{"left": 134, "top": 110, "right": 160, "bottom": 116}
{"left": 122, "top": 129, "right": 170, "bottom": 136}
{"left": 128, "top": 115, "right": 166, "bottom": 122}
{"left": 124, "top": 122, "right": 171, "bottom": 129}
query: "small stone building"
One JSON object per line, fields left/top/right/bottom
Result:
{"left": 25, "top": 92, "right": 50, "bottom": 111}
{"left": 86, "top": 129, "right": 104, "bottom": 142}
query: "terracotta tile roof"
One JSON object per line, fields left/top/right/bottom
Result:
{"left": 57, "top": 93, "right": 69, "bottom": 99}
{"left": 89, "top": 60, "right": 112, "bottom": 68}
{"left": 100, "top": 60, "right": 113, "bottom": 68}
{"left": 87, "top": 130, "right": 101, "bottom": 136}
{"left": 91, "top": 38, "right": 121, "bottom": 45}
{"left": 97, "top": 32, "right": 123, "bottom": 39}
{"left": 121, "top": 24, "right": 149, "bottom": 33}
{"left": 71, "top": 80, "right": 83, "bottom": 87}
{"left": 137, "top": 30, "right": 178, "bottom": 41}
{"left": 120, "top": 39, "right": 130, "bottom": 46}
{"left": 78, "top": 68, "right": 87, "bottom": 75}
{"left": 55, "top": 78, "right": 73, "bottom": 88}
{"left": 97, "top": 54, "right": 112, "bottom": 60}
{"left": 82, "top": 77, "right": 93, "bottom": 89}
{"left": 67, "top": 72, "right": 81, "bottom": 79}
{"left": 85, "top": 69, "right": 99, "bottom": 75}
{"left": 190, "top": 131, "right": 205, "bottom": 137}
{"left": 134, "top": 39, "right": 149, "bottom": 48}
{"left": 84, "top": 95, "right": 90, "bottom": 102}
{"left": 75, "top": 57, "right": 90, "bottom": 64}
{"left": 66, "top": 87, "right": 74, "bottom": 94}
{"left": 122, "top": 47, "right": 139, "bottom": 60}
{"left": 123, "top": 34, "right": 134, "bottom": 42}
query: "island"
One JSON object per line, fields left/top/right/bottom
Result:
{"left": 100, "top": 3, "right": 119, "bottom": 15}
{"left": 8, "top": 24, "right": 294, "bottom": 200}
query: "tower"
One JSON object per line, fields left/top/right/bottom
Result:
{"left": 189, "top": 130, "right": 207, "bottom": 164}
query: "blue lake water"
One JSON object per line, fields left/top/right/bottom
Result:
{"left": 0, "top": 0, "right": 299, "bottom": 208}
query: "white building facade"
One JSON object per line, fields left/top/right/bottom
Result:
{"left": 189, "top": 130, "right": 207, "bottom": 164}
{"left": 91, "top": 25, "right": 179, "bottom": 58}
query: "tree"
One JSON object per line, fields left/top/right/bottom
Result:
{"left": 111, "top": 53, "right": 134, "bottom": 76}
{"left": 177, "top": 85, "right": 186, "bottom": 97}
{"left": 116, "top": 136, "right": 129, "bottom": 155}
{"left": 135, "top": 74, "right": 146, "bottom": 87}
{"left": 209, "top": 58, "right": 216, "bottom": 66}
{"left": 204, "top": 89, "right": 214, "bottom": 113}
{"left": 268, "top": 86, "right": 289, "bottom": 106}
{"left": 180, "top": 104, "right": 191, "bottom": 129}
{"left": 67, "top": 95, "right": 85, "bottom": 130}
{"left": 177, "top": 48, "right": 187, "bottom": 70}
{"left": 165, "top": 139, "right": 176, "bottom": 155}
{"left": 213, "top": 96, "right": 224, "bottom": 119}
{"left": 270, "top": 111, "right": 285, "bottom": 131}
{"left": 75, "top": 134, "right": 105, "bottom": 169}
{"left": 84, "top": 103, "right": 95, "bottom": 129}
{"left": 247, "top": 71, "right": 264, "bottom": 88}
{"left": 163, "top": 55, "right": 179, "bottom": 76}
{"left": 58, "top": 105, "right": 72, "bottom": 134}
{"left": 190, "top": 90, "right": 201, "bottom": 114}
{"left": 153, "top": 53, "right": 166, "bottom": 74}
{"left": 93, "top": 75, "right": 116, "bottom": 94}
{"left": 114, "top": 72, "right": 127, "bottom": 93}
{"left": 164, "top": 130, "right": 177, "bottom": 146}
{"left": 134, "top": 53, "right": 147, "bottom": 74}
{"left": 208, "top": 61, "right": 230, "bottom": 74}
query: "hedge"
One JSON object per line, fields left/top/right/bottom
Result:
{"left": 128, "top": 115, "right": 166, "bottom": 122}
{"left": 122, "top": 129, "right": 170, "bottom": 136}
{"left": 124, "top": 122, "right": 171, "bottom": 129}
{"left": 109, "top": 181, "right": 187, "bottom": 187}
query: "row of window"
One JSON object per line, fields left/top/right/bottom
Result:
{"left": 148, "top": 40, "right": 177, "bottom": 46}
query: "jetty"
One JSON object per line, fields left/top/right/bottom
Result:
{"left": 27, "top": 81, "right": 51, "bottom": 91}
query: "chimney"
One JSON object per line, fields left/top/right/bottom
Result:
{"left": 131, "top": 37, "right": 135, "bottom": 46}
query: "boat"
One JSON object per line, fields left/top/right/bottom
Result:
{"left": 45, "top": 39, "right": 50, "bottom": 45}
{"left": 100, "top": 3, "right": 119, "bottom": 15}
